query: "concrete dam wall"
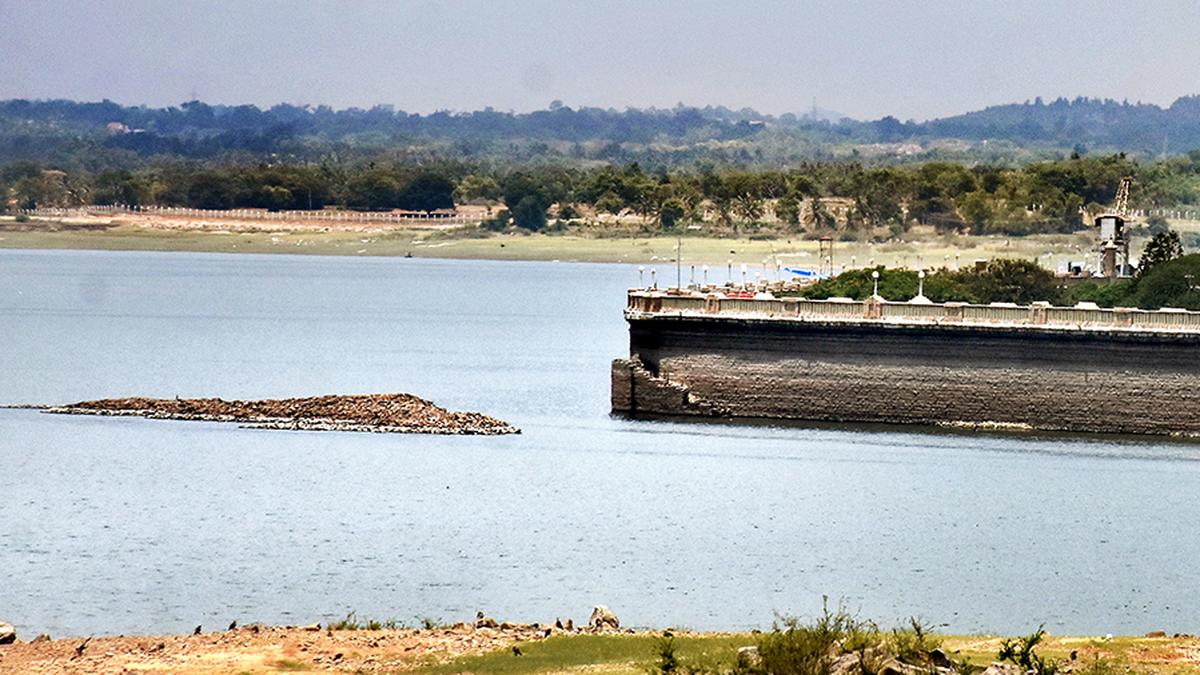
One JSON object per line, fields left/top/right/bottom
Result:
{"left": 611, "top": 292, "right": 1200, "bottom": 436}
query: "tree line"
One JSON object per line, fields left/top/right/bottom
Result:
{"left": 11, "top": 97, "right": 1200, "bottom": 170}
{"left": 5, "top": 153, "right": 1200, "bottom": 236}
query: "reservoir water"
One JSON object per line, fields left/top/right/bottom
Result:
{"left": 2, "top": 248, "right": 1199, "bottom": 638}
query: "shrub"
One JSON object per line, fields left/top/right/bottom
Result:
{"left": 557, "top": 203, "right": 581, "bottom": 220}
{"left": 512, "top": 195, "right": 548, "bottom": 231}
{"left": 792, "top": 258, "right": 1063, "bottom": 305}
{"left": 659, "top": 199, "right": 686, "bottom": 229}
{"left": 653, "top": 636, "right": 681, "bottom": 674}
{"left": 481, "top": 209, "right": 511, "bottom": 232}
{"left": 890, "top": 618, "right": 941, "bottom": 664}
{"left": 998, "top": 626, "right": 1058, "bottom": 675}
{"left": 1063, "top": 280, "right": 1133, "bottom": 308}
{"left": 329, "top": 611, "right": 361, "bottom": 630}
{"left": 328, "top": 611, "right": 401, "bottom": 631}
{"left": 1133, "top": 253, "right": 1200, "bottom": 309}
{"left": 756, "top": 601, "right": 870, "bottom": 675}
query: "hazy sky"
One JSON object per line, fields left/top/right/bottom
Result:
{"left": 3, "top": 0, "right": 1199, "bottom": 121}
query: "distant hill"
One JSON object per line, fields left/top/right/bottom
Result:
{"left": 912, "top": 96, "right": 1200, "bottom": 153}
{"left": 2, "top": 95, "right": 1199, "bottom": 168}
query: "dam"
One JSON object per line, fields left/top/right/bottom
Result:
{"left": 612, "top": 289, "right": 1200, "bottom": 436}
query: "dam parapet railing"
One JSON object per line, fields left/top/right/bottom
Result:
{"left": 626, "top": 289, "right": 1200, "bottom": 334}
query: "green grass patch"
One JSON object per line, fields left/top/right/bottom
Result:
{"left": 416, "top": 633, "right": 751, "bottom": 675}
{"left": 266, "top": 659, "right": 309, "bottom": 671}
{"left": 328, "top": 610, "right": 403, "bottom": 630}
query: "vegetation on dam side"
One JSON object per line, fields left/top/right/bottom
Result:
{"left": 791, "top": 241, "right": 1200, "bottom": 310}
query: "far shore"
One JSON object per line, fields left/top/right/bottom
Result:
{"left": 0, "top": 215, "right": 1125, "bottom": 271}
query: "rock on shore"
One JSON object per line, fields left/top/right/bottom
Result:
{"left": 588, "top": 605, "right": 620, "bottom": 631}
{"left": 45, "top": 394, "right": 519, "bottom": 435}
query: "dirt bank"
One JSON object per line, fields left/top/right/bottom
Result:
{"left": 3, "top": 625, "right": 1199, "bottom": 675}
{"left": 0, "top": 215, "right": 1104, "bottom": 267}
{"left": 44, "top": 394, "right": 519, "bottom": 435}
{"left": 0, "top": 622, "right": 543, "bottom": 674}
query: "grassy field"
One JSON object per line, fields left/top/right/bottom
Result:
{"left": 416, "top": 631, "right": 1200, "bottom": 675}
{"left": 415, "top": 633, "right": 750, "bottom": 675}
{"left": 0, "top": 217, "right": 1121, "bottom": 273}
{"left": 425, "top": 632, "right": 1200, "bottom": 675}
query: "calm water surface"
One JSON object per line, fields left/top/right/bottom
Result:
{"left": 2, "top": 249, "right": 1199, "bottom": 638}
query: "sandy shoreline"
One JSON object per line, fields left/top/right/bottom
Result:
{"left": 2, "top": 623, "right": 1198, "bottom": 674}
{"left": 0, "top": 214, "right": 1109, "bottom": 269}
{"left": 0, "top": 622, "right": 543, "bottom": 674}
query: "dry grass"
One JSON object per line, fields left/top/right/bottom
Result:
{"left": 0, "top": 216, "right": 1137, "bottom": 272}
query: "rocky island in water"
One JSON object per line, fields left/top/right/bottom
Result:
{"left": 43, "top": 393, "right": 519, "bottom": 435}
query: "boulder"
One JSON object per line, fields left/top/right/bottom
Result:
{"left": 930, "top": 648, "right": 954, "bottom": 669}
{"left": 474, "top": 611, "right": 499, "bottom": 629}
{"left": 830, "top": 652, "right": 864, "bottom": 675}
{"left": 0, "top": 622, "right": 15, "bottom": 644}
{"left": 588, "top": 605, "right": 620, "bottom": 631}
{"left": 737, "top": 645, "right": 761, "bottom": 667}
{"left": 1145, "top": 630, "right": 1167, "bottom": 638}
{"left": 878, "top": 658, "right": 923, "bottom": 675}
{"left": 981, "top": 662, "right": 1022, "bottom": 675}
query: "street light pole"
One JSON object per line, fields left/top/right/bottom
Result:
{"left": 676, "top": 234, "right": 682, "bottom": 290}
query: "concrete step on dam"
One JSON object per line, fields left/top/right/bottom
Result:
{"left": 612, "top": 290, "right": 1200, "bottom": 437}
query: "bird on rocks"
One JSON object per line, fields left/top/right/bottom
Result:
{"left": 74, "top": 637, "right": 92, "bottom": 658}
{"left": 512, "top": 646, "right": 523, "bottom": 657}
{"left": 228, "top": 620, "right": 237, "bottom": 631}
{"left": 193, "top": 625, "right": 202, "bottom": 635}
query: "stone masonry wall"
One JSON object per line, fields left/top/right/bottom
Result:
{"left": 613, "top": 316, "right": 1200, "bottom": 436}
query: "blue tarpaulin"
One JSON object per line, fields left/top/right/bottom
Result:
{"left": 783, "top": 267, "right": 828, "bottom": 280}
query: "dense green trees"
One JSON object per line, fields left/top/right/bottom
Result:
{"left": 396, "top": 173, "right": 455, "bottom": 211}
{"left": 14, "top": 97, "right": 1200, "bottom": 166}
{"left": 1136, "top": 230, "right": 1184, "bottom": 280}
{"left": 798, "top": 260, "right": 1063, "bottom": 304}
{"left": 343, "top": 171, "right": 401, "bottom": 210}
{"left": 501, "top": 171, "right": 564, "bottom": 230}
{"left": 5, "top": 154, "right": 1200, "bottom": 239}
{"left": 1132, "top": 254, "right": 1200, "bottom": 309}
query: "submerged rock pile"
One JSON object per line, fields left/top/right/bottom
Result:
{"left": 46, "top": 393, "right": 519, "bottom": 435}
